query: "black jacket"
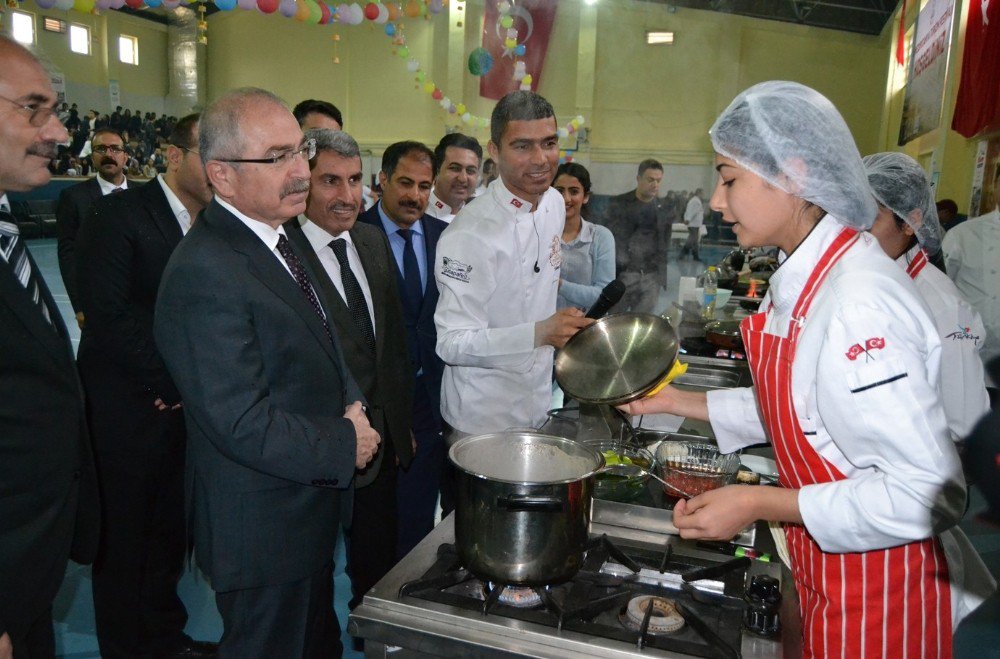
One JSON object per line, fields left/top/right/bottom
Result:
{"left": 56, "top": 176, "right": 105, "bottom": 311}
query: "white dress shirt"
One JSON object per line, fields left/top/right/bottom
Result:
{"left": 705, "top": 217, "right": 993, "bottom": 625}
{"left": 899, "top": 244, "right": 990, "bottom": 440}
{"left": 434, "top": 177, "right": 565, "bottom": 435}
{"left": 426, "top": 188, "right": 457, "bottom": 224}
{"left": 215, "top": 196, "right": 292, "bottom": 275}
{"left": 683, "top": 195, "right": 704, "bottom": 228}
{"left": 298, "top": 216, "right": 376, "bottom": 336}
{"left": 96, "top": 174, "right": 128, "bottom": 195}
{"left": 156, "top": 175, "right": 192, "bottom": 235}
{"left": 942, "top": 207, "right": 1000, "bottom": 386}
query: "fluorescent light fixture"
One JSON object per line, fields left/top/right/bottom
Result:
{"left": 584, "top": 0, "right": 599, "bottom": 5}
{"left": 646, "top": 31, "right": 675, "bottom": 45}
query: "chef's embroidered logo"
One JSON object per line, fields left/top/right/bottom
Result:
{"left": 846, "top": 337, "right": 885, "bottom": 361}
{"left": 945, "top": 325, "right": 981, "bottom": 345}
{"left": 435, "top": 200, "right": 444, "bottom": 209}
{"left": 548, "top": 235, "right": 562, "bottom": 268}
{"left": 441, "top": 257, "right": 472, "bottom": 283}
{"left": 509, "top": 198, "right": 523, "bottom": 209}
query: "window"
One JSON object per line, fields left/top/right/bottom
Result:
{"left": 11, "top": 11, "right": 34, "bottom": 45}
{"left": 43, "top": 17, "right": 67, "bottom": 34}
{"left": 69, "top": 24, "right": 90, "bottom": 55}
{"left": 119, "top": 35, "right": 138, "bottom": 65}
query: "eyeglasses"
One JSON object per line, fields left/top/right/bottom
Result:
{"left": 0, "top": 94, "right": 59, "bottom": 127}
{"left": 176, "top": 145, "right": 200, "bottom": 156}
{"left": 217, "top": 138, "right": 316, "bottom": 166}
{"left": 93, "top": 145, "right": 127, "bottom": 155}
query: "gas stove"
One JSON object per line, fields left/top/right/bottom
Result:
{"left": 348, "top": 507, "right": 800, "bottom": 658}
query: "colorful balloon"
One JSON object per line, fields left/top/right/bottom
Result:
{"left": 319, "top": 1, "right": 332, "bottom": 22}
{"left": 423, "top": 82, "right": 435, "bottom": 94}
{"left": 279, "top": 0, "right": 297, "bottom": 16}
{"left": 294, "top": 0, "right": 310, "bottom": 20}
{"left": 396, "top": 45, "right": 409, "bottom": 59}
{"left": 215, "top": 0, "right": 237, "bottom": 9}
{"left": 384, "top": 22, "right": 396, "bottom": 35}
{"left": 406, "top": 58, "right": 419, "bottom": 72}
{"left": 123, "top": 0, "right": 143, "bottom": 8}
{"left": 404, "top": 0, "right": 419, "bottom": 17}
{"left": 500, "top": 15, "right": 513, "bottom": 28}
{"left": 431, "top": 89, "right": 443, "bottom": 100}
{"left": 257, "top": 0, "right": 279, "bottom": 12}
{"left": 374, "top": 3, "right": 388, "bottom": 22}
{"left": 386, "top": 1, "right": 399, "bottom": 19}
{"left": 513, "top": 43, "right": 525, "bottom": 56}
{"left": 73, "top": 0, "right": 95, "bottom": 11}
{"left": 428, "top": 0, "right": 443, "bottom": 12}
{"left": 363, "top": 2, "right": 379, "bottom": 20}
{"left": 36, "top": 0, "right": 59, "bottom": 8}
{"left": 467, "top": 47, "right": 493, "bottom": 76}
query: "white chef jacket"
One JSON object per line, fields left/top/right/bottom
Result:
{"left": 942, "top": 207, "right": 1000, "bottom": 387}
{"left": 434, "top": 177, "right": 565, "bottom": 435}
{"left": 706, "top": 217, "right": 994, "bottom": 624}
{"left": 898, "top": 244, "right": 990, "bottom": 440}
{"left": 426, "top": 189, "right": 457, "bottom": 224}
{"left": 683, "top": 195, "right": 704, "bottom": 228}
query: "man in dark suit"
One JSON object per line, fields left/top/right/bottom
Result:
{"left": 154, "top": 89, "right": 380, "bottom": 659}
{"left": 0, "top": 36, "right": 100, "bottom": 659}
{"left": 56, "top": 126, "right": 129, "bottom": 325}
{"left": 283, "top": 129, "right": 414, "bottom": 610}
{"left": 357, "top": 140, "right": 449, "bottom": 554}
{"left": 76, "top": 114, "right": 216, "bottom": 659}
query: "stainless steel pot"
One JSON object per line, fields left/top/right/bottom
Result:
{"left": 448, "top": 432, "right": 604, "bottom": 586}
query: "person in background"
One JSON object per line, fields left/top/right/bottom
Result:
{"left": 76, "top": 113, "right": 216, "bottom": 659}
{"left": 0, "top": 35, "right": 99, "bottom": 659}
{"left": 293, "top": 98, "right": 344, "bottom": 132}
{"left": 358, "top": 140, "right": 450, "bottom": 552}
{"left": 622, "top": 81, "right": 994, "bottom": 654}
{"left": 426, "top": 133, "right": 482, "bottom": 223}
{"left": 475, "top": 156, "right": 497, "bottom": 196}
{"left": 864, "top": 152, "right": 991, "bottom": 441}
{"left": 434, "top": 90, "right": 592, "bottom": 446}
{"left": 553, "top": 162, "right": 615, "bottom": 311}
{"left": 155, "top": 88, "right": 379, "bottom": 658}
{"left": 678, "top": 188, "right": 704, "bottom": 261}
{"left": 936, "top": 198, "right": 967, "bottom": 230}
{"left": 943, "top": 166, "right": 1000, "bottom": 405}
{"left": 56, "top": 127, "right": 129, "bottom": 326}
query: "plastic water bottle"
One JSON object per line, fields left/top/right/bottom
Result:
{"left": 701, "top": 265, "right": 718, "bottom": 319}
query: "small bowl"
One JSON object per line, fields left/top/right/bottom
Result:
{"left": 693, "top": 288, "right": 734, "bottom": 309}
{"left": 585, "top": 440, "right": 655, "bottom": 502}
{"left": 654, "top": 442, "right": 741, "bottom": 498}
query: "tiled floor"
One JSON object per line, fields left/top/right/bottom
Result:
{"left": 27, "top": 237, "right": 999, "bottom": 657}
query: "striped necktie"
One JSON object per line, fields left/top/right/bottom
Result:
{"left": 0, "top": 209, "right": 51, "bottom": 324}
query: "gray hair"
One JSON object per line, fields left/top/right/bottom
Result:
{"left": 489, "top": 91, "right": 555, "bottom": 146}
{"left": 305, "top": 128, "right": 360, "bottom": 169}
{"left": 199, "top": 87, "right": 288, "bottom": 166}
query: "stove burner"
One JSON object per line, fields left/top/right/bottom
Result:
{"left": 621, "top": 595, "right": 685, "bottom": 635}
{"left": 485, "top": 583, "right": 544, "bottom": 609}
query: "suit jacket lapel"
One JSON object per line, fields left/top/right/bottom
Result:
{"left": 0, "top": 251, "right": 72, "bottom": 369}
{"left": 350, "top": 227, "right": 387, "bottom": 361}
{"left": 141, "top": 179, "right": 184, "bottom": 249}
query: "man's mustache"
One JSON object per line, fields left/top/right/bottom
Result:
{"left": 399, "top": 200, "right": 422, "bottom": 210}
{"left": 280, "top": 179, "right": 310, "bottom": 198}
{"left": 328, "top": 202, "right": 358, "bottom": 213}
{"left": 27, "top": 142, "right": 59, "bottom": 160}
{"left": 100, "top": 157, "right": 118, "bottom": 167}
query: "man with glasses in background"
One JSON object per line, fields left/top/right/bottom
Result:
{"left": 155, "top": 88, "right": 379, "bottom": 658}
{"left": 0, "top": 35, "right": 100, "bottom": 659}
{"left": 75, "top": 114, "right": 217, "bottom": 659}
{"left": 56, "top": 126, "right": 130, "bottom": 327}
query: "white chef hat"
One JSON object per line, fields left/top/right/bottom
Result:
{"left": 709, "top": 81, "right": 877, "bottom": 231}
{"left": 862, "top": 152, "right": 942, "bottom": 255}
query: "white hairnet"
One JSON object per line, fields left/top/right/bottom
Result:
{"left": 709, "top": 81, "right": 877, "bottom": 231}
{"left": 862, "top": 152, "right": 942, "bottom": 255}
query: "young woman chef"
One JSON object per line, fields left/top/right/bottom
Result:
{"left": 623, "top": 81, "right": 994, "bottom": 656}
{"left": 863, "top": 152, "right": 991, "bottom": 442}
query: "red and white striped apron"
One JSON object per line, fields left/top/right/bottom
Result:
{"left": 739, "top": 228, "right": 953, "bottom": 657}
{"left": 906, "top": 248, "right": 930, "bottom": 280}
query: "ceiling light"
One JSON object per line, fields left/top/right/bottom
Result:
{"left": 646, "top": 31, "right": 675, "bottom": 44}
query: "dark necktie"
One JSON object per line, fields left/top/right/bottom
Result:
{"left": 275, "top": 235, "right": 333, "bottom": 345}
{"left": 330, "top": 238, "right": 376, "bottom": 354}
{"left": 0, "top": 210, "right": 50, "bottom": 324}
{"left": 111, "top": 187, "right": 124, "bottom": 194}
{"left": 397, "top": 228, "right": 424, "bottom": 315}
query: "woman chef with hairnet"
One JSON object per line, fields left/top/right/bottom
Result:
{"left": 864, "top": 152, "right": 991, "bottom": 442}
{"left": 624, "top": 81, "right": 995, "bottom": 655}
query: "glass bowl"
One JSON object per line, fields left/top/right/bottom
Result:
{"left": 654, "top": 441, "right": 741, "bottom": 498}
{"left": 584, "top": 440, "right": 656, "bottom": 502}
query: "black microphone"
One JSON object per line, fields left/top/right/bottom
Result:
{"left": 585, "top": 279, "right": 626, "bottom": 319}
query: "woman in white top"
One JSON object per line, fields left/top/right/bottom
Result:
{"left": 624, "top": 81, "right": 993, "bottom": 656}
{"left": 864, "top": 152, "right": 991, "bottom": 441}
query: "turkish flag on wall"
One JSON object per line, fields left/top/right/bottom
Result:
{"left": 951, "top": 0, "right": 1000, "bottom": 137}
{"left": 479, "top": 0, "right": 559, "bottom": 101}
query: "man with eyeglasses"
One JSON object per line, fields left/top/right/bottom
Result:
{"left": 56, "top": 127, "right": 130, "bottom": 327}
{"left": 75, "top": 114, "right": 217, "bottom": 659}
{"left": 0, "top": 35, "right": 100, "bottom": 659}
{"left": 155, "top": 88, "right": 378, "bottom": 658}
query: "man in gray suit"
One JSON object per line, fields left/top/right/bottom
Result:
{"left": 283, "top": 129, "right": 414, "bottom": 614}
{"left": 154, "top": 88, "right": 379, "bottom": 659}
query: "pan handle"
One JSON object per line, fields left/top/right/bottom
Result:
{"left": 496, "top": 495, "right": 564, "bottom": 512}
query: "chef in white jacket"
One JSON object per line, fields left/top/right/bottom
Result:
{"left": 864, "top": 152, "right": 991, "bottom": 440}
{"left": 942, "top": 167, "right": 1000, "bottom": 392}
{"left": 434, "top": 91, "right": 591, "bottom": 441}
{"left": 623, "top": 82, "right": 994, "bottom": 656}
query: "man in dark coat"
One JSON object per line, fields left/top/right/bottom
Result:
{"left": 283, "top": 128, "right": 414, "bottom": 610}
{"left": 155, "top": 89, "right": 379, "bottom": 658}
{"left": 0, "top": 35, "right": 100, "bottom": 659}
{"left": 357, "top": 140, "right": 450, "bottom": 551}
{"left": 76, "top": 114, "right": 216, "bottom": 659}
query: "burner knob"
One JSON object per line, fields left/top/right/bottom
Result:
{"left": 744, "top": 575, "right": 781, "bottom": 637}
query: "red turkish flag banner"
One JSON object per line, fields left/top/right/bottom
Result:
{"left": 951, "top": 0, "right": 1000, "bottom": 137}
{"left": 479, "top": 0, "right": 559, "bottom": 101}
